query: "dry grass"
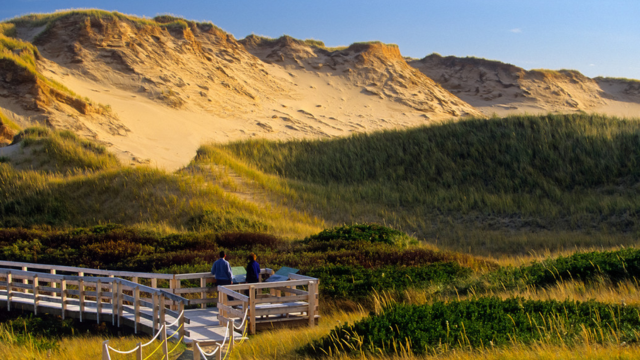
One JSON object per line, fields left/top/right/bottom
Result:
{"left": 0, "top": 329, "right": 185, "bottom": 360}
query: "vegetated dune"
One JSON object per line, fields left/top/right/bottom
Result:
{"left": 0, "top": 11, "right": 481, "bottom": 169}
{"left": 198, "top": 113, "right": 640, "bottom": 255}
{"left": 408, "top": 54, "right": 640, "bottom": 117}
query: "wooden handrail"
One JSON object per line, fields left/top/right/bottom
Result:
{"left": 0, "top": 260, "right": 175, "bottom": 279}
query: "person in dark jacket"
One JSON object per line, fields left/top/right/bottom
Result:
{"left": 245, "top": 253, "right": 260, "bottom": 283}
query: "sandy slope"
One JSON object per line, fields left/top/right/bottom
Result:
{"left": 408, "top": 54, "right": 640, "bottom": 118}
{"left": 9, "top": 16, "right": 480, "bottom": 170}
{"left": 3, "top": 12, "right": 640, "bottom": 171}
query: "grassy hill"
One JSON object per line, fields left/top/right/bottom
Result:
{"left": 195, "top": 113, "right": 640, "bottom": 255}
{"left": 0, "top": 127, "right": 322, "bottom": 236}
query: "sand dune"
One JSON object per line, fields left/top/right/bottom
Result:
{"left": 1, "top": 11, "right": 639, "bottom": 170}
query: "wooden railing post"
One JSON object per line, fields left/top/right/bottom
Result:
{"left": 179, "top": 302, "right": 185, "bottom": 339}
{"left": 61, "top": 278, "right": 67, "bottom": 320}
{"left": 152, "top": 292, "right": 159, "bottom": 335}
{"left": 200, "top": 277, "right": 206, "bottom": 309}
{"left": 111, "top": 281, "right": 118, "bottom": 326}
{"left": 228, "top": 320, "right": 234, "bottom": 352}
{"left": 308, "top": 281, "right": 316, "bottom": 328}
{"left": 50, "top": 269, "right": 56, "bottom": 297}
{"left": 249, "top": 284, "right": 256, "bottom": 335}
{"left": 79, "top": 277, "right": 85, "bottom": 322}
{"left": 174, "top": 278, "right": 181, "bottom": 311}
{"left": 159, "top": 294, "right": 166, "bottom": 331}
{"left": 21, "top": 266, "right": 27, "bottom": 293}
{"left": 96, "top": 279, "right": 102, "bottom": 324}
{"left": 5, "top": 272, "right": 11, "bottom": 311}
{"left": 192, "top": 340, "right": 200, "bottom": 360}
{"left": 161, "top": 322, "right": 169, "bottom": 360}
{"left": 136, "top": 342, "right": 142, "bottom": 360}
{"left": 134, "top": 285, "right": 140, "bottom": 334}
{"left": 151, "top": 278, "right": 157, "bottom": 289}
{"left": 33, "top": 274, "right": 39, "bottom": 315}
{"left": 216, "top": 345, "right": 222, "bottom": 360}
{"left": 117, "top": 280, "right": 124, "bottom": 327}
{"left": 102, "top": 340, "right": 110, "bottom": 360}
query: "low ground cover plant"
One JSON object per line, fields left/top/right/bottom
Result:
{"left": 306, "top": 263, "right": 470, "bottom": 299}
{"left": 306, "top": 223, "right": 417, "bottom": 247}
{"left": 491, "top": 247, "right": 640, "bottom": 288}
{"left": 301, "top": 297, "right": 640, "bottom": 356}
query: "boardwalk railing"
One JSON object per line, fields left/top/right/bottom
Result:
{"left": 0, "top": 261, "right": 321, "bottom": 358}
{"left": 0, "top": 268, "right": 189, "bottom": 336}
{"left": 192, "top": 308, "right": 249, "bottom": 360}
{"left": 0, "top": 260, "right": 273, "bottom": 309}
{"left": 216, "top": 273, "right": 319, "bottom": 335}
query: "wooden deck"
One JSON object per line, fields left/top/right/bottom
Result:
{"left": 0, "top": 260, "right": 320, "bottom": 359}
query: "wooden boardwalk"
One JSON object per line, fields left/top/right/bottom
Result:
{"left": 0, "top": 260, "right": 320, "bottom": 359}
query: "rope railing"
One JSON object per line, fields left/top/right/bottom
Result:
{"left": 102, "top": 310, "right": 186, "bottom": 360}
{"left": 194, "top": 307, "right": 249, "bottom": 360}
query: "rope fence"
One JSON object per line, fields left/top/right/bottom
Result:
{"left": 194, "top": 308, "right": 249, "bottom": 360}
{"left": 102, "top": 310, "right": 185, "bottom": 360}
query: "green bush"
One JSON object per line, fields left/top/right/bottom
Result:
{"left": 306, "top": 262, "right": 470, "bottom": 299}
{"left": 306, "top": 224, "right": 416, "bottom": 247}
{"left": 491, "top": 247, "right": 640, "bottom": 288}
{"left": 301, "top": 297, "right": 640, "bottom": 356}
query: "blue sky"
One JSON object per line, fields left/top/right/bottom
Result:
{"left": 3, "top": 0, "right": 639, "bottom": 79}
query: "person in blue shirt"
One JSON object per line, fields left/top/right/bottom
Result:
{"left": 211, "top": 251, "right": 234, "bottom": 288}
{"left": 246, "top": 253, "right": 260, "bottom": 283}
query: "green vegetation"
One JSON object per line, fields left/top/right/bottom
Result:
{"left": 492, "top": 247, "right": 640, "bottom": 289}
{"left": 0, "top": 127, "right": 321, "bottom": 235}
{"left": 11, "top": 127, "right": 120, "bottom": 171}
{"left": 302, "top": 297, "right": 640, "bottom": 356}
{"left": 307, "top": 263, "right": 470, "bottom": 299}
{"left": 306, "top": 224, "right": 416, "bottom": 247}
{"left": 0, "top": 110, "right": 20, "bottom": 132}
{"left": 0, "top": 33, "right": 90, "bottom": 104}
{"left": 5, "top": 9, "right": 223, "bottom": 42}
{"left": 196, "top": 113, "right": 640, "bottom": 255}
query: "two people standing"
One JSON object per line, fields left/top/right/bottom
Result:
{"left": 210, "top": 251, "right": 261, "bottom": 285}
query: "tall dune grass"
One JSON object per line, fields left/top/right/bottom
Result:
{"left": 195, "top": 113, "right": 640, "bottom": 255}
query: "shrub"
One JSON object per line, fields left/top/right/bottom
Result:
{"left": 491, "top": 247, "right": 640, "bottom": 288}
{"left": 306, "top": 224, "right": 416, "bottom": 247}
{"left": 306, "top": 262, "right": 470, "bottom": 299}
{"left": 301, "top": 297, "right": 640, "bottom": 356}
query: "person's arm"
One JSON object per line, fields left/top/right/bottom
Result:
{"left": 211, "top": 260, "right": 216, "bottom": 276}
{"left": 226, "top": 261, "right": 233, "bottom": 281}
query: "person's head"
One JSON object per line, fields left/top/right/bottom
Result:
{"left": 219, "top": 251, "right": 226, "bottom": 259}
{"left": 248, "top": 253, "right": 256, "bottom": 262}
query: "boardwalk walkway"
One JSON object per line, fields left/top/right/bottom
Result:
{"left": 0, "top": 260, "right": 320, "bottom": 359}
